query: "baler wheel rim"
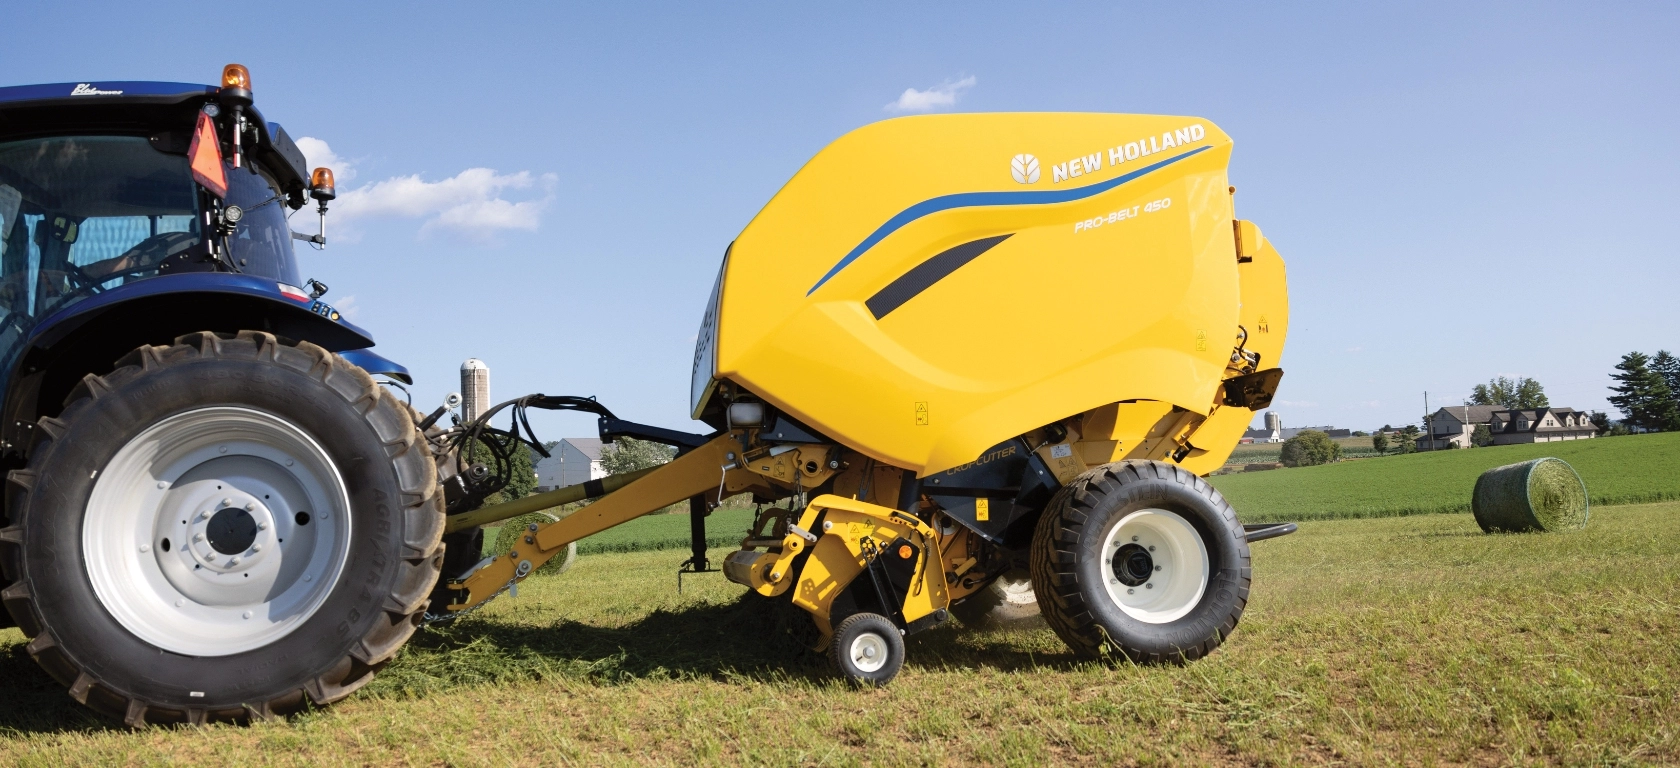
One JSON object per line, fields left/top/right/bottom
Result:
{"left": 849, "top": 632, "right": 890, "bottom": 673}
{"left": 1098, "top": 508, "right": 1209, "bottom": 624}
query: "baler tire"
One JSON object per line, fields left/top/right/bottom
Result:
{"left": 1029, "top": 460, "right": 1250, "bottom": 664}
{"left": 949, "top": 568, "right": 1043, "bottom": 629}
{"left": 829, "top": 612, "right": 904, "bottom": 686}
{"left": 0, "top": 331, "right": 444, "bottom": 726}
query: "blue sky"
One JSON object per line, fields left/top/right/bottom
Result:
{"left": 7, "top": 2, "right": 1677, "bottom": 440}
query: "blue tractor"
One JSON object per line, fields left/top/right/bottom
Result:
{"left": 0, "top": 66, "right": 447, "bottom": 725}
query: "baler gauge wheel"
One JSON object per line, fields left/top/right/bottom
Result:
{"left": 829, "top": 612, "right": 904, "bottom": 686}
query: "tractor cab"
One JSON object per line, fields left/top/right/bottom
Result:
{"left": 0, "top": 69, "right": 403, "bottom": 462}
{"left": 0, "top": 74, "right": 326, "bottom": 383}
{"left": 0, "top": 133, "right": 303, "bottom": 356}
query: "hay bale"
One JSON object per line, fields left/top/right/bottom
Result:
{"left": 1471, "top": 458, "right": 1589, "bottom": 533}
{"left": 491, "top": 512, "right": 578, "bottom": 574}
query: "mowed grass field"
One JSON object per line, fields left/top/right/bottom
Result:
{"left": 1211, "top": 432, "right": 1680, "bottom": 522}
{"left": 514, "top": 433, "right": 1677, "bottom": 557}
{"left": 1225, "top": 435, "right": 1382, "bottom": 465}
{"left": 2, "top": 498, "right": 1678, "bottom": 765}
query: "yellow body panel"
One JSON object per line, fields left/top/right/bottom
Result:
{"left": 787, "top": 495, "right": 947, "bottom": 643}
{"left": 1178, "top": 232, "right": 1291, "bottom": 474}
{"left": 702, "top": 113, "right": 1284, "bottom": 476}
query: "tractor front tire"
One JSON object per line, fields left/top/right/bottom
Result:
{"left": 0, "top": 332, "right": 444, "bottom": 725}
{"left": 1030, "top": 461, "right": 1250, "bottom": 663}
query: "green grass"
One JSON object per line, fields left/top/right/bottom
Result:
{"left": 570, "top": 506, "right": 760, "bottom": 554}
{"left": 1211, "top": 432, "right": 1680, "bottom": 522}
{"left": 2, "top": 501, "right": 1676, "bottom": 764}
{"left": 1226, "top": 435, "right": 1383, "bottom": 465}
{"left": 480, "top": 498, "right": 762, "bottom": 558}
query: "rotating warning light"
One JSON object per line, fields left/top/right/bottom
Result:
{"left": 221, "top": 64, "right": 251, "bottom": 90}
{"left": 218, "top": 64, "right": 253, "bottom": 109}
{"left": 310, "top": 167, "right": 337, "bottom": 201}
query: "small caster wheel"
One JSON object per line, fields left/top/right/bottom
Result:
{"left": 829, "top": 612, "right": 904, "bottom": 686}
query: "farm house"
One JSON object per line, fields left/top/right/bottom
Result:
{"left": 534, "top": 438, "right": 607, "bottom": 492}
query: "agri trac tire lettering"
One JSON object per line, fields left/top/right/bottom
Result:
{"left": 0, "top": 332, "right": 444, "bottom": 726}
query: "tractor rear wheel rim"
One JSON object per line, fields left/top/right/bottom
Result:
{"left": 1099, "top": 508, "right": 1208, "bottom": 624}
{"left": 82, "top": 407, "right": 352, "bottom": 656}
{"left": 849, "top": 631, "right": 889, "bottom": 673}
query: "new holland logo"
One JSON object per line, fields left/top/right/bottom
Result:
{"left": 1010, "top": 153, "right": 1040, "bottom": 184}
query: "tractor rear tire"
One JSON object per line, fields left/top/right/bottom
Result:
{"left": 1029, "top": 461, "right": 1250, "bottom": 663}
{"left": 949, "top": 568, "right": 1043, "bottom": 629}
{"left": 0, "top": 332, "right": 444, "bottom": 725}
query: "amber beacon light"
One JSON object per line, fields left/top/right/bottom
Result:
{"left": 310, "top": 168, "right": 337, "bottom": 201}
{"left": 309, "top": 167, "right": 336, "bottom": 247}
{"left": 216, "top": 64, "right": 254, "bottom": 167}
{"left": 221, "top": 64, "right": 252, "bottom": 93}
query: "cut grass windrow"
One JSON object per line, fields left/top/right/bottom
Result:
{"left": 2, "top": 501, "right": 1676, "bottom": 764}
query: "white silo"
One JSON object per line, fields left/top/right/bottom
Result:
{"left": 461, "top": 359, "right": 490, "bottom": 422}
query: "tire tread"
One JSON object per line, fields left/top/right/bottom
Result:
{"left": 0, "top": 331, "right": 444, "bottom": 726}
{"left": 1029, "top": 460, "right": 1251, "bottom": 663}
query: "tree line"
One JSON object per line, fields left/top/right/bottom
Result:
{"left": 1608, "top": 350, "right": 1680, "bottom": 432}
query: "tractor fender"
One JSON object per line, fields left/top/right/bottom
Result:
{"left": 337, "top": 348, "right": 413, "bottom": 384}
{"left": 1, "top": 273, "right": 405, "bottom": 456}
{"left": 23, "top": 272, "right": 375, "bottom": 351}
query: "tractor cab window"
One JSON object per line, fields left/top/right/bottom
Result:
{"left": 223, "top": 163, "right": 300, "bottom": 281}
{"left": 0, "top": 135, "right": 203, "bottom": 361}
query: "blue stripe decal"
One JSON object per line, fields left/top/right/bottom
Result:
{"left": 806, "top": 144, "right": 1213, "bottom": 296}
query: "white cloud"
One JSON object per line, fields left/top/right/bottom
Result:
{"left": 332, "top": 294, "right": 359, "bottom": 320}
{"left": 336, "top": 168, "right": 554, "bottom": 236}
{"left": 293, "top": 138, "right": 555, "bottom": 238}
{"left": 885, "top": 76, "right": 976, "bottom": 113}
{"left": 292, "top": 137, "right": 357, "bottom": 183}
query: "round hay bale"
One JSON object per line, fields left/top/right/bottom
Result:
{"left": 1471, "top": 457, "right": 1589, "bottom": 533}
{"left": 492, "top": 512, "right": 578, "bottom": 574}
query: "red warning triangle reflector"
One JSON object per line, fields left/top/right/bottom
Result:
{"left": 188, "top": 111, "right": 228, "bottom": 198}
